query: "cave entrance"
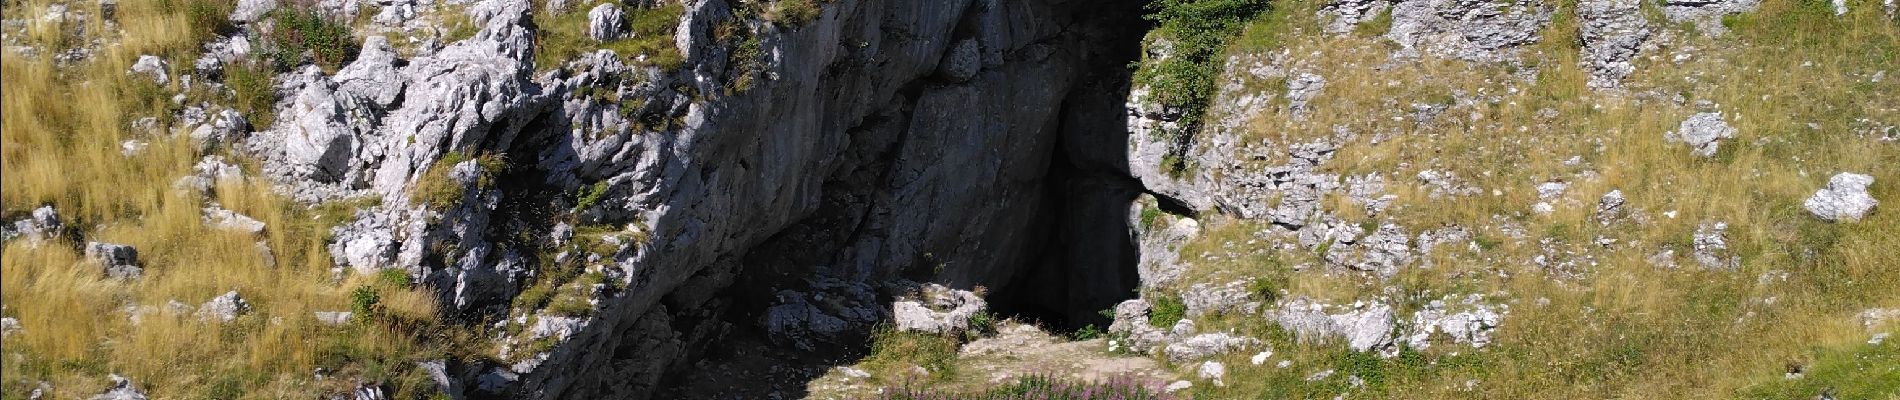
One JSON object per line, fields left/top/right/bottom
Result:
{"left": 983, "top": 1, "right": 1152, "bottom": 334}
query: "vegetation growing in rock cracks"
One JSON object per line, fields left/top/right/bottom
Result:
{"left": 1133, "top": 0, "right": 1271, "bottom": 137}
{"left": 532, "top": 0, "right": 686, "bottom": 71}
{"left": 264, "top": 5, "right": 358, "bottom": 71}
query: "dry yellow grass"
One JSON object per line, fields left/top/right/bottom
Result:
{"left": 1, "top": 1, "right": 453, "bottom": 398}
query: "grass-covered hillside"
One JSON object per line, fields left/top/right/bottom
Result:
{"left": 0, "top": 1, "right": 468, "bottom": 397}
{"left": 829, "top": 0, "right": 1899, "bottom": 398}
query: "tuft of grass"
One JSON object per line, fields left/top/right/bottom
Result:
{"left": 573, "top": 180, "right": 611, "bottom": 212}
{"left": 860, "top": 326, "right": 963, "bottom": 385}
{"left": 224, "top": 60, "right": 278, "bottom": 130}
{"left": 1146, "top": 294, "right": 1187, "bottom": 328}
{"left": 766, "top": 0, "right": 827, "bottom": 25}
{"left": 410, "top": 151, "right": 506, "bottom": 210}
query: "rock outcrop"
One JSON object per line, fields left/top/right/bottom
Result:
{"left": 1670, "top": 112, "right": 1736, "bottom": 157}
{"left": 1578, "top": 0, "right": 1651, "bottom": 89}
{"left": 242, "top": 0, "right": 1150, "bottom": 397}
{"left": 85, "top": 242, "right": 142, "bottom": 280}
{"left": 1805, "top": 173, "right": 1878, "bottom": 222}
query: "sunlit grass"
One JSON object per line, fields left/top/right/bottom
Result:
{"left": 0, "top": 1, "right": 455, "bottom": 398}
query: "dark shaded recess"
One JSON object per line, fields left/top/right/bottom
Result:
{"left": 654, "top": 0, "right": 1154, "bottom": 398}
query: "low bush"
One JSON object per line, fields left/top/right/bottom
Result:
{"left": 266, "top": 6, "right": 357, "bottom": 70}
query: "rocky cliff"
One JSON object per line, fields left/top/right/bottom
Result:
{"left": 236, "top": 0, "right": 1152, "bottom": 397}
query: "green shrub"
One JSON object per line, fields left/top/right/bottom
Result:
{"left": 1070, "top": 324, "right": 1105, "bottom": 340}
{"left": 375, "top": 269, "right": 413, "bottom": 289}
{"left": 966, "top": 310, "right": 996, "bottom": 338}
{"left": 1146, "top": 294, "right": 1186, "bottom": 328}
{"left": 349, "top": 285, "right": 382, "bottom": 318}
{"left": 573, "top": 181, "right": 611, "bottom": 212}
{"left": 862, "top": 326, "right": 961, "bottom": 383}
{"left": 1134, "top": 0, "right": 1272, "bottom": 128}
{"left": 164, "top": 0, "right": 234, "bottom": 45}
{"left": 1139, "top": 207, "right": 1162, "bottom": 230}
{"left": 266, "top": 7, "right": 357, "bottom": 70}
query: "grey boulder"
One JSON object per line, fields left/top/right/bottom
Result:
{"left": 91, "top": 374, "right": 147, "bottom": 400}
{"left": 196, "top": 290, "right": 253, "bottom": 322}
{"left": 1670, "top": 112, "right": 1735, "bottom": 157}
{"left": 1804, "top": 173, "right": 1877, "bottom": 222}
{"left": 129, "top": 55, "right": 169, "bottom": 85}
{"left": 85, "top": 242, "right": 143, "bottom": 280}
{"left": 891, "top": 283, "right": 988, "bottom": 335}
{"left": 587, "top": 3, "right": 626, "bottom": 41}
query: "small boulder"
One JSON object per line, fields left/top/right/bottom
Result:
{"left": 203, "top": 206, "right": 267, "bottom": 234}
{"left": 587, "top": 3, "right": 627, "bottom": 41}
{"left": 188, "top": 109, "right": 249, "bottom": 151}
{"left": 1692, "top": 221, "right": 1736, "bottom": 270}
{"left": 9, "top": 205, "right": 63, "bottom": 241}
{"left": 1286, "top": 73, "right": 1326, "bottom": 119}
{"left": 891, "top": 283, "right": 987, "bottom": 335}
{"left": 85, "top": 242, "right": 143, "bottom": 280}
{"left": 1164, "top": 333, "right": 1260, "bottom": 364}
{"left": 230, "top": 0, "right": 276, "bottom": 23}
{"left": 91, "top": 374, "right": 147, "bottom": 400}
{"left": 129, "top": 55, "right": 169, "bottom": 85}
{"left": 1670, "top": 112, "right": 1736, "bottom": 157}
{"left": 1, "top": 317, "right": 20, "bottom": 337}
{"left": 1596, "top": 189, "right": 1626, "bottom": 224}
{"left": 1803, "top": 173, "right": 1877, "bottom": 222}
{"left": 315, "top": 311, "right": 353, "bottom": 325}
{"left": 1197, "top": 361, "right": 1227, "bottom": 386}
{"left": 196, "top": 290, "right": 252, "bottom": 322}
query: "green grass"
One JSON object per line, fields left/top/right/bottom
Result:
{"left": 264, "top": 6, "right": 357, "bottom": 71}
{"left": 533, "top": 2, "right": 686, "bottom": 71}
{"left": 224, "top": 60, "right": 277, "bottom": 130}
{"left": 411, "top": 151, "right": 506, "bottom": 210}
{"left": 1133, "top": 0, "right": 1272, "bottom": 135}
{"left": 860, "top": 326, "right": 963, "bottom": 385}
{"left": 1146, "top": 294, "right": 1187, "bottom": 328}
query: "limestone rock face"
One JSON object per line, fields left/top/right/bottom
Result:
{"left": 1805, "top": 173, "right": 1878, "bottom": 222}
{"left": 1661, "top": 0, "right": 1761, "bottom": 34}
{"left": 243, "top": 0, "right": 1151, "bottom": 397}
{"left": 1385, "top": 0, "right": 1554, "bottom": 61}
{"left": 1577, "top": 0, "right": 1650, "bottom": 89}
{"left": 586, "top": 3, "right": 626, "bottom": 41}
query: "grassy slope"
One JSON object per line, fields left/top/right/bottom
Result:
{"left": 1169, "top": 0, "right": 1900, "bottom": 397}
{"left": 0, "top": 1, "right": 459, "bottom": 398}
{"left": 859, "top": 0, "right": 1899, "bottom": 398}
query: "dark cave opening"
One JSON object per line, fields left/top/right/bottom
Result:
{"left": 653, "top": 0, "right": 1155, "bottom": 397}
